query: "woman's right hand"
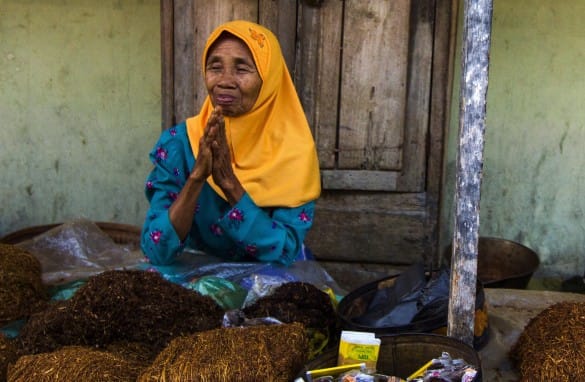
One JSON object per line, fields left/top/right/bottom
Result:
{"left": 191, "top": 107, "right": 222, "bottom": 181}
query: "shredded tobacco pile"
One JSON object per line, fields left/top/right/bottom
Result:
{"left": 104, "top": 341, "right": 161, "bottom": 365}
{"left": 7, "top": 345, "right": 147, "bottom": 382}
{"left": 243, "top": 281, "right": 338, "bottom": 358}
{"left": 0, "top": 334, "right": 18, "bottom": 382}
{"left": 17, "top": 270, "right": 224, "bottom": 355}
{"left": 138, "top": 322, "right": 309, "bottom": 382}
{"left": 243, "top": 281, "right": 337, "bottom": 332}
{"left": 510, "top": 301, "right": 585, "bottom": 381}
{"left": 0, "top": 243, "right": 49, "bottom": 325}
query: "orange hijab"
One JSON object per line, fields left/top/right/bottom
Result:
{"left": 186, "top": 20, "right": 321, "bottom": 208}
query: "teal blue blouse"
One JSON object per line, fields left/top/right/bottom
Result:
{"left": 141, "top": 122, "right": 316, "bottom": 267}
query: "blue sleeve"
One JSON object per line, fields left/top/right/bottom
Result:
{"left": 216, "top": 193, "right": 316, "bottom": 267}
{"left": 140, "top": 124, "right": 192, "bottom": 265}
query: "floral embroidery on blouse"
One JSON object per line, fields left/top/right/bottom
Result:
{"left": 155, "top": 146, "right": 168, "bottom": 161}
{"left": 150, "top": 230, "right": 162, "bottom": 244}
{"left": 226, "top": 207, "right": 244, "bottom": 229}
{"left": 145, "top": 180, "right": 154, "bottom": 190}
{"left": 245, "top": 243, "right": 258, "bottom": 257}
{"left": 168, "top": 191, "right": 178, "bottom": 201}
{"left": 210, "top": 223, "right": 223, "bottom": 236}
{"left": 173, "top": 168, "right": 180, "bottom": 177}
{"left": 169, "top": 127, "right": 177, "bottom": 136}
{"left": 228, "top": 208, "right": 244, "bottom": 222}
{"left": 298, "top": 210, "right": 312, "bottom": 223}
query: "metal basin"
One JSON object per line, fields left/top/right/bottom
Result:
{"left": 444, "top": 237, "right": 540, "bottom": 289}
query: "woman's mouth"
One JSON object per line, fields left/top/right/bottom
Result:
{"left": 215, "top": 95, "right": 236, "bottom": 105}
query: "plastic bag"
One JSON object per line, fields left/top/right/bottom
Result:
{"left": 353, "top": 264, "right": 451, "bottom": 328}
{"left": 16, "top": 219, "right": 145, "bottom": 285}
{"left": 354, "top": 263, "right": 427, "bottom": 327}
{"left": 222, "top": 310, "right": 283, "bottom": 327}
{"left": 185, "top": 275, "right": 248, "bottom": 310}
{"left": 146, "top": 247, "right": 346, "bottom": 298}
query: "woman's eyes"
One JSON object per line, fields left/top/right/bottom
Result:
{"left": 236, "top": 65, "right": 253, "bottom": 73}
{"left": 207, "top": 64, "right": 253, "bottom": 74}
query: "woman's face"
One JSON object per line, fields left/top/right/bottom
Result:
{"left": 205, "top": 35, "right": 262, "bottom": 117}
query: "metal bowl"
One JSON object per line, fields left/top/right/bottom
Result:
{"left": 443, "top": 237, "right": 540, "bottom": 289}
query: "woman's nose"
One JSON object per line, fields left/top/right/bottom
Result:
{"left": 217, "top": 70, "right": 237, "bottom": 87}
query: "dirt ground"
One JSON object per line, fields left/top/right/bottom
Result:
{"left": 479, "top": 288, "right": 585, "bottom": 381}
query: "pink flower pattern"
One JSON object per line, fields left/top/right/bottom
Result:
{"left": 245, "top": 244, "right": 258, "bottom": 257}
{"left": 210, "top": 224, "right": 223, "bottom": 236}
{"left": 155, "top": 146, "right": 168, "bottom": 161}
{"left": 150, "top": 230, "right": 162, "bottom": 244}
{"left": 298, "top": 210, "right": 311, "bottom": 223}
{"left": 228, "top": 208, "right": 244, "bottom": 222}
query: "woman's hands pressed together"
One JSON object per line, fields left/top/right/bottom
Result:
{"left": 198, "top": 106, "right": 245, "bottom": 205}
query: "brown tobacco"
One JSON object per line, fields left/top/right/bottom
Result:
{"left": 510, "top": 301, "right": 585, "bottom": 381}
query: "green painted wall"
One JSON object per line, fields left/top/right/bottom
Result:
{"left": 0, "top": 0, "right": 161, "bottom": 235}
{"left": 441, "top": 1, "right": 585, "bottom": 281}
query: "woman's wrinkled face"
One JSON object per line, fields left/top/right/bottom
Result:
{"left": 205, "top": 35, "right": 262, "bottom": 117}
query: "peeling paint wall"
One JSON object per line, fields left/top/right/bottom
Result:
{"left": 0, "top": 0, "right": 161, "bottom": 235}
{"left": 442, "top": 1, "right": 585, "bottom": 280}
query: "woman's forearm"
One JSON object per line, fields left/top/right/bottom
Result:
{"left": 168, "top": 176, "right": 205, "bottom": 240}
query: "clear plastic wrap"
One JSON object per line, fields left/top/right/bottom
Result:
{"left": 16, "top": 219, "right": 145, "bottom": 285}
{"left": 147, "top": 248, "right": 347, "bottom": 300}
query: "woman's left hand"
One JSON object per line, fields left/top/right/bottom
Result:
{"left": 210, "top": 107, "right": 245, "bottom": 204}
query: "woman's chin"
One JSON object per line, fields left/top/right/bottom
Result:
{"left": 218, "top": 107, "right": 240, "bottom": 117}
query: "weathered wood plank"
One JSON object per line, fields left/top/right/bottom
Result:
{"left": 308, "top": 207, "right": 427, "bottom": 264}
{"left": 258, "top": 0, "right": 298, "bottom": 73}
{"left": 306, "top": 192, "right": 428, "bottom": 264}
{"left": 397, "top": 0, "right": 434, "bottom": 192}
{"left": 173, "top": 0, "right": 195, "bottom": 123}
{"left": 321, "top": 170, "right": 397, "bottom": 191}
{"left": 427, "top": 0, "right": 459, "bottom": 266}
{"left": 160, "top": 0, "right": 175, "bottom": 130}
{"left": 296, "top": 0, "right": 343, "bottom": 168}
{"left": 338, "top": 0, "right": 410, "bottom": 170}
{"left": 448, "top": 0, "right": 493, "bottom": 347}
{"left": 309, "top": 191, "right": 428, "bottom": 212}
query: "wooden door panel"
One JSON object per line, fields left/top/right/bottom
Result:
{"left": 339, "top": 0, "right": 410, "bottom": 171}
{"left": 295, "top": 1, "right": 343, "bottom": 170}
{"left": 258, "top": 0, "right": 298, "bottom": 71}
{"left": 295, "top": 0, "right": 431, "bottom": 192}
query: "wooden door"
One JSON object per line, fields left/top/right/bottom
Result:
{"left": 161, "top": 0, "right": 457, "bottom": 286}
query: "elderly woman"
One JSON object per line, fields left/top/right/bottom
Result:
{"left": 141, "top": 20, "right": 321, "bottom": 268}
